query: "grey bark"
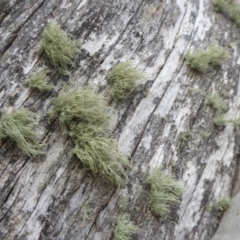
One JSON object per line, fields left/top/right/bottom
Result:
{"left": 0, "top": 0, "right": 240, "bottom": 239}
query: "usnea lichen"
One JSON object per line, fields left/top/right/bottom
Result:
{"left": 213, "top": 0, "right": 240, "bottom": 27}
{"left": 51, "top": 88, "right": 131, "bottom": 187}
{"left": 50, "top": 88, "right": 110, "bottom": 131}
{"left": 147, "top": 167, "right": 183, "bottom": 218}
{"left": 114, "top": 213, "right": 139, "bottom": 240}
{"left": 107, "top": 61, "right": 144, "bottom": 101}
{"left": 0, "top": 108, "right": 43, "bottom": 156}
{"left": 40, "top": 21, "right": 81, "bottom": 75}
{"left": 207, "top": 93, "right": 228, "bottom": 113}
{"left": 28, "top": 70, "right": 54, "bottom": 91}
{"left": 71, "top": 124, "right": 130, "bottom": 186}
{"left": 215, "top": 196, "right": 231, "bottom": 217}
{"left": 185, "top": 43, "right": 229, "bottom": 72}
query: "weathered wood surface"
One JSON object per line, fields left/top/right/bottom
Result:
{"left": 0, "top": 0, "right": 240, "bottom": 239}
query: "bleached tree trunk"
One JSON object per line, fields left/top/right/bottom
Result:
{"left": 0, "top": 0, "right": 240, "bottom": 239}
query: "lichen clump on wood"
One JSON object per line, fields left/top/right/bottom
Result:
{"left": 147, "top": 167, "right": 183, "bottom": 218}
{"left": 50, "top": 88, "right": 110, "bottom": 131}
{"left": 114, "top": 213, "right": 139, "bottom": 240}
{"left": 179, "top": 131, "right": 192, "bottom": 146}
{"left": 28, "top": 70, "right": 54, "bottom": 91}
{"left": 213, "top": 115, "right": 240, "bottom": 126}
{"left": 40, "top": 21, "right": 81, "bottom": 75}
{"left": 185, "top": 43, "right": 229, "bottom": 72}
{"left": 107, "top": 61, "right": 144, "bottom": 101}
{"left": 207, "top": 93, "right": 228, "bottom": 113}
{"left": 51, "top": 88, "right": 131, "bottom": 187}
{"left": 0, "top": 108, "right": 43, "bottom": 156}
{"left": 215, "top": 196, "right": 231, "bottom": 217}
{"left": 71, "top": 125, "right": 130, "bottom": 185}
{"left": 213, "top": 0, "right": 240, "bottom": 27}
{"left": 81, "top": 200, "right": 94, "bottom": 222}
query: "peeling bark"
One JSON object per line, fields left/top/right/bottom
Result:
{"left": 0, "top": 0, "right": 240, "bottom": 239}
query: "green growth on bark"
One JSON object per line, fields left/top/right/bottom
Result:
{"left": 40, "top": 21, "right": 81, "bottom": 75}
{"left": 207, "top": 93, "right": 228, "bottom": 113}
{"left": 81, "top": 200, "right": 94, "bottom": 222}
{"left": 214, "top": 115, "right": 240, "bottom": 126}
{"left": 118, "top": 197, "right": 129, "bottom": 212}
{"left": 215, "top": 196, "right": 231, "bottom": 217}
{"left": 147, "top": 167, "right": 183, "bottom": 218}
{"left": 0, "top": 108, "right": 43, "bottom": 156}
{"left": 50, "top": 88, "right": 110, "bottom": 132}
{"left": 107, "top": 61, "right": 144, "bottom": 101}
{"left": 51, "top": 88, "right": 131, "bottom": 187}
{"left": 114, "top": 213, "right": 139, "bottom": 240}
{"left": 28, "top": 70, "right": 54, "bottom": 91}
{"left": 185, "top": 43, "right": 229, "bottom": 72}
{"left": 71, "top": 125, "right": 130, "bottom": 187}
{"left": 179, "top": 131, "right": 192, "bottom": 146}
{"left": 213, "top": 0, "right": 240, "bottom": 27}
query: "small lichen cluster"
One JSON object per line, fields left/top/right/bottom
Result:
{"left": 107, "top": 61, "right": 144, "bottom": 101}
{"left": 206, "top": 93, "right": 240, "bottom": 126}
{"left": 179, "top": 131, "right": 192, "bottom": 146}
{"left": 213, "top": 0, "right": 240, "bottom": 27}
{"left": 40, "top": 21, "right": 81, "bottom": 75}
{"left": 213, "top": 115, "right": 240, "bottom": 126}
{"left": 114, "top": 213, "right": 139, "bottom": 240}
{"left": 81, "top": 200, "right": 94, "bottom": 222}
{"left": 185, "top": 43, "right": 229, "bottom": 72}
{"left": 0, "top": 108, "right": 43, "bottom": 156}
{"left": 51, "top": 88, "right": 131, "bottom": 187}
{"left": 28, "top": 70, "right": 54, "bottom": 91}
{"left": 214, "top": 196, "right": 231, "bottom": 217}
{"left": 147, "top": 167, "right": 183, "bottom": 218}
{"left": 207, "top": 93, "right": 228, "bottom": 113}
{"left": 50, "top": 88, "right": 110, "bottom": 130}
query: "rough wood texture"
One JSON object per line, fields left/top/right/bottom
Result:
{"left": 0, "top": 0, "right": 240, "bottom": 239}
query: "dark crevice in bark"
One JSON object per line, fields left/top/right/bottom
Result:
{"left": 84, "top": 188, "right": 117, "bottom": 240}
{"left": 0, "top": 1, "right": 45, "bottom": 58}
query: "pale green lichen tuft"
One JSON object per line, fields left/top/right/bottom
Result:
{"left": 71, "top": 125, "right": 131, "bottom": 187}
{"left": 215, "top": 196, "right": 231, "bottom": 217}
{"left": 185, "top": 43, "right": 229, "bottom": 72}
{"left": 147, "top": 167, "right": 183, "bottom": 218}
{"left": 214, "top": 114, "right": 240, "bottom": 126}
{"left": 107, "top": 61, "right": 144, "bottom": 101}
{"left": 0, "top": 108, "right": 44, "bottom": 156}
{"left": 40, "top": 21, "right": 81, "bottom": 75}
{"left": 114, "top": 213, "right": 139, "bottom": 240}
{"left": 213, "top": 0, "right": 240, "bottom": 27}
{"left": 81, "top": 200, "right": 94, "bottom": 222}
{"left": 28, "top": 70, "right": 54, "bottom": 91}
{"left": 50, "top": 88, "right": 110, "bottom": 132}
{"left": 207, "top": 93, "right": 228, "bottom": 113}
{"left": 51, "top": 88, "right": 131, "bottom": 187}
